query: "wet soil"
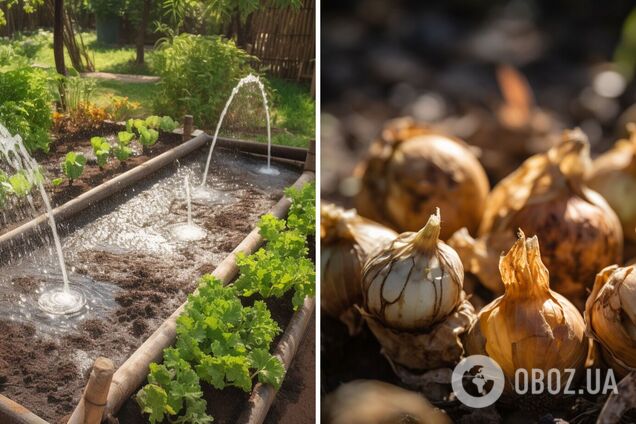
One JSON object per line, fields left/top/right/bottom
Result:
{"left": 1, "top": 123, "right": 182, "bottom": 236}
{"left": 0, "top": 153, "right": 300, "bottom": 422}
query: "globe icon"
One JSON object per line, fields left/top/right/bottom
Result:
{"left": 452, "top": 355, "right": 505, "bottom": 408}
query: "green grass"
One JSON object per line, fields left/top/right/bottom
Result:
{"left": 90, "top": 79, "right": 156, "bottom": 117}
{"left": 32, "top": 31, "right": 155, "bottom": 75}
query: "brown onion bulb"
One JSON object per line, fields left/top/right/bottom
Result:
{"left": 465, "top": 231, "right": 588, "bottom": 392}
{"left": 323, "top": 380, "right": 451, "bottom": 424}
{"left": 354, "top": 117, "right": 490, "bottom": 240}
{"left": 477, "top": 128, "right": 623, "bottom": 307}
{"left": 360, "top": 210, "right": 475, "bottom": 370}
{"left": 587, "top": 126, "right": 636, "bottom": 242}
{"left": 321, "top": 204, "right": 397, "bottom": 334}
{"left": 585, "top": 265, "right": 636, "bottom": 378}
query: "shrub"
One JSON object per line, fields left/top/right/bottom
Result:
{"left": 0, "top": 67, "right": 53, "bottom": 152}
{"left": 150, "top": 34, "right": 259, "bottom": 129}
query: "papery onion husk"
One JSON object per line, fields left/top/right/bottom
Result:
{"left": 464, "top": 231, "right": 589, "bottom": 394}
{"left": 321, "top": 204, "right": 397, "bottom": 334}
{"left": 360, "top": 209, "right": 475, "bottom": 370}
{"left": 323, "top": 380, "right": 451, "bottom": 424}
{"left": 354, "top": 117, "right": 490, "bottom": 240}
{"left": 476, "top": 128, "right": 623, "bottom": 307}
{"left": 585, "top": 265, "right": 636, "bottom": 379}
{"left": 587, "top": 127, "right": 636, "bottom": 242}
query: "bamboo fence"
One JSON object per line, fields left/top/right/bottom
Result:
{"left": 248, "top": 0, "right": 315, "bottom": 81}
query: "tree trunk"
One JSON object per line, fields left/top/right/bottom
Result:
{"left": 236, "top": 13, "right": 252, "bottom": 49}
{"left": 53, "top": 0, "right": 66, "bottom": 76}
{"left": 135, "top": 0, "right": 150, "bottom": 65}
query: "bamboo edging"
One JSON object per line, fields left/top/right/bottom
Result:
{"left": 0, "top": 395, "right": 48, "bottom": 424}
{"left": 100, "top": 169, "right": 316, "bottom": 420}
{"left": 238, "top": 297, "right": 315, "bottom": 424}
{"left": 67, "top": 358, "right": 114, "bottom": 424}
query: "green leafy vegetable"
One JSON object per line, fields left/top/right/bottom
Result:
{"left": 159, "top": 115, "right": 179, "bottom": 132}
{"left": 136, "top": 276, "right": 284, "bottom": 422}
{"left": 145, "top": 115, "right": 162, "bottom": 129}
{"left": 90, "top": 136, "right": 111, "bottom": 169}
{"left": 60, "top": 152, "right": 86, "bottom": 185}
{"left": 139, "top": 127, "right": 159, "bottom": 149}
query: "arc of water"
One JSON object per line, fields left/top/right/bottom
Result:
{"left": 185, "top": 175, "right": 193, "bottom": 226}
{"left": 200, "top": 74, "right": 272, "bottom": 188}
{"left": 0, "top": 124, "right": 70, "bottom": 290}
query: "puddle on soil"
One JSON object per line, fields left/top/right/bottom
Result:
{"left": 0, "top": 149, "right": 299, "bottom": 336}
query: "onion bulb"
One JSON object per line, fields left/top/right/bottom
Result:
{"left": 360, "top": 209, "right": 475, "bottom": 370}
{"left": 321, "top": 204, "right": 397, "bottom": 334}
{"left": 465, "top": 231, "right": 588, "bottom": 391}
{"left": 323, "top": 380, "right": 451, "bottom": 424}
{"left": 354, "top": 117, "right": 490, "bottom": 240}
{"left": 475, "top": 128, "right": 623, "bottom": 306}
{"left": 587, "top": 126, "right": 636, "bottom": 242}
{"left": 585, "top": 265, "right": 636, "bottom": 378}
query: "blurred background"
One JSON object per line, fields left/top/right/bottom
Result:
{"left": 321, "top": 0, "right": 636, "bottom": 204}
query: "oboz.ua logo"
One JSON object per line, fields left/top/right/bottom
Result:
{"left": 451, "top": 355, "right": 505, "bottom": 408}
{"left": 452, "top": 355, "right": 620, "bottom": 408}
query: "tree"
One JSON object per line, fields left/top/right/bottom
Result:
{"left": 54, "top": 0, "right": 66, "bottom": 75}
{"left": 136, "top": 0, "right": 150, "bottom": 64}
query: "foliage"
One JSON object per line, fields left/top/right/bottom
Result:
{"left": 59, "top": 151, "right": 86, "bottom": 185}
{"left": 150, "top": 33, "right": 257, "bottom": 128}
{"left": 136, "top": 275, "right": 284, "bottom": 423}
{"left": 91, "top": 136, "right": 111, "bottom": 168}
{"left": 0, "top": 67, "right": 53, "bottom": 152}
{"left": 285, "top": 182, "right": 316, "bottom": 237}
{"left": 139, "top": 126, "right": 159, "bottom": 149}
{"left": 145, "top": 115, "right": 178, "bottom": 132}
{"left": 0, "top": 30, "right": 49, "bottom": 67}
{"left": 114, "top": 131, "right": 134, "bottom": 162}
{"left": 0, "top": 0, "right": 45, "bottom": 28}
{"left": 89, "top": 0, "right": 126, "bottom": 17}
{"left": 235, "top": 182, "right": 316, "bottom": 309}
{"left": 108, "top": 95, "right": 141, "bottom": 121}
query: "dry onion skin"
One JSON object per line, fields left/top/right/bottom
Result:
{"left": 587, "top": 127, "right": 636, "bottom": 242}
{"left": 323, "top": 380, "right": 451, "bottom": 424}
{"left": 585, "top": 265, "right": 636, "bottom": 379}
{"left": 473, "top": 128, "right": 623, "bottom": 305}
{"left": 464, "top": 232, "right": 588, "bottom": 392}
{"left": 360, "top": 210, "right": 475, "bottom": 370}
{"left": 321, "top": 204, "right": 397, "bottom": 334}
{"left": 354, "top": 117, "right": 490, "bottom": 240}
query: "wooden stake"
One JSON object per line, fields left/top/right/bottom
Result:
{"left": 183, "top": 115, "right": 194, "bottom": 142}
{"left": 67, "top": 357, "right": 115, "bottom": 424}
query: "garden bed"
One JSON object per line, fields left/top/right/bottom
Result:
{"left": 0, "top": 138, "right": 306, "bottom": 422}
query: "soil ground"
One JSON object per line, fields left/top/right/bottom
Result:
{"left": 0, "top": 145, "right": 302, "bottom": 422}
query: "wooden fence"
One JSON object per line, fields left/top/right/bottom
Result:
{"left": 247, "top": 0, "right": 315, "bottom": 81}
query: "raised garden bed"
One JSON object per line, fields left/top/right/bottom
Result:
{"left": 0, "top": 132, "right": 315, "bottom": 423}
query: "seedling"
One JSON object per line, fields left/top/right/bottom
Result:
{"left": 90, "top": 136, "right": 111, "bottom": 169}
{"left": 60, "top": 152, "right": 86, "bottom": 186}
{"left": 139, "top": 127, "right": 159, "bottom": 153}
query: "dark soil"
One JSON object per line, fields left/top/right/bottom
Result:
{"left": 0, "top": 156, "right": 299, "bottom": 422}
{"left": 1, "top": 123, "right": 182, "bottom": 236}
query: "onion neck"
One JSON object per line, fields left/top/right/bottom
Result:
{"left": 499, "top": 231, "right": 551, "bottom": 300}
{"left": 412, "top": 208, "right": 441, "bottom": 253}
